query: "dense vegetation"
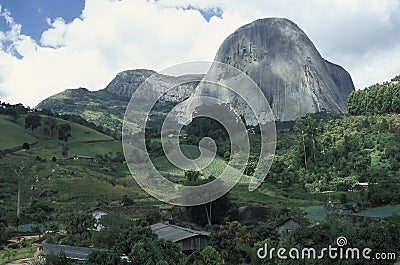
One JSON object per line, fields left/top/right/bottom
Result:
{"left": 179, "top": 111, "right": 400, "bottom": 207}
{"left": 348, "top": 75, "right": 400, "bottom": 115}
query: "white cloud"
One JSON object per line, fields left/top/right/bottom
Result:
{"left": 341, "top": 44, "right": 400, "bottom": 89}
{"left": 0, "top": 0, "right": 399, "bottom": 107}
{"left": 0, "top": 6, "right": 23, "bottom": 53}
{"left": 0, "top": 50, "right": 15, "bottom": 83}
{"left": 40, "top": 17, "right": 69, "bottom": 48}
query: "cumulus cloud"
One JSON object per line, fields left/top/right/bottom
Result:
{"left": 0, "top": 0, "right": 399, "bottom": 107}
{"left": 0, "top": 0, "right": 247, "bottom": 106}
{"left": 0, "top": 6, "right": 24, "bottom": 54}
{"left": 40, "top": 18, "right": 70, "bottom": 48}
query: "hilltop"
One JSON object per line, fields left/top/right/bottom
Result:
{"left": 37, "top": 70, "right": 203, "bottom": 136}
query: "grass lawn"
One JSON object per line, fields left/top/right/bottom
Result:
{"left": 229, "top": 183, "right": 323, "bottom": 208}
{"left": 0, "top": 247, "right": 36, "bottom": 265}
{"left": 0, "top": 116, "right": 38, "bottom": 150}
{"left": 1, "top": 114, "right": 117, "bottom": 153}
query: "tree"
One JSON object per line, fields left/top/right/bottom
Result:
{"left": 40, "top": 108, "right": 54, "bottom": 116}
{"left": 210, "top": 221, "right": 251, "bottom": 263}
{"left": 22, "top": 142, "right": 30, "bottom": 150}
{"left": 348, "top": 75, "right": 400, "bottom": 115}
{"left": 194, "top": 246, "right": 225, "bottom": 265}
{"left": 27, "top": 199, "right": 55, "bottom": 225}
{"left": 0, "top": 220, "right": 10, "bottom": 245}
{"left": 93, "top": 213, "right": 136, "bottom": 249}
{"left": 294, "top": 115, "right": 318, "bottom": 169}
{"left": 9, "top": 162, "right": 30, "bottom": 228}
{"left": 61, "top": 212, "right": 95, "bottom": 246}
{"left": 43, "top": 117, "right": 56, "bottom": 136}
{"left": 45, "top": 252, "right": 76, "bottom": 265}
{"left": 185, "top": 173, "right": 231, "bottom": 226}
{"left": 121, "top": 195, "right": 134, "bottom": 206}
{"left": 186, "top": 195, "right": 230, "bottom": 226}
{"left": 5, "top": 107, "right": 19, "bottom": 121}
{"left": 286, "top": 218, "right": 400, "bottom": 265}
{"left": 25, "top": 114, "right": 42, "bottom": 131}
{"left": 58, "top": 123, "right": 72, "bottom": 142}
{"left": 114, "top": 226, "right": 156, "bottom": 255}
{"left": 62, "top": 145, "right": 69, "bottom": 157}
{"left": 87, "top": 250, "right": 128, "bottom": 265}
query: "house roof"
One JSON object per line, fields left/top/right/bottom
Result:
{"left": 43, "top": 243, "right": 96, "bottom": 261}
{"left": 277, "top": 216, "right": 313, "bottom": 227}
{"left": 74, "top": 155, "right": 93, "bottom": 159}
{"left": 88, "top": 205, "right": 160, "bottom": 216}
{"left": 150, "top": 223, "right": 210, "bottom": 243}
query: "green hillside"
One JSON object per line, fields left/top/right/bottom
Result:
{"left": 0, "top": 114, "right": 118, "bottom": 154}
{"left": 0, "top": 116, "right": 38, "bottom": 150}
{"left": 151, "top": 144, "right": 236, "bottom": 180}
{"left": 36, "top": 88, "right": 128, "bottom": 137}
{"left": 0, "top": 113, "right": 136, "bottom": 222}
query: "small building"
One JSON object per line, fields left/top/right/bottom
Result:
{"left": 150, "top": 223, "right": 210, "bottom": 252}
{"left": 351, "top": 182, "right": 377, "bottom": 191}
{"left": 43, "top": 243, "right": 96, "bottom": 261}
{"left": 276, "top": 216, "right": 313, "bottom": 236}
{"left": 73, "top": 155, "right": 97, "bottom": 162}
{"left": 88, "top": 205, "right": 160, "bottom": 230}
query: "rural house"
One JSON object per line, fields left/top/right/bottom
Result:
{"left": 276, "top": 216, "right": 313, "bottom": 236}
{"left": 150, "top": 223, "right": 210, "bottom": 251}
{"left": 73, "top": 155, "right": 97, "bottom": 162}
{"left": 43, "top": 242, "right": 96, "bottom": 261}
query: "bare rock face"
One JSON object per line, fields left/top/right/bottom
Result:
{"left": 105, "top": 69, "right": 156, "bottom": 98}
{"left": 105, "top": 69, "right": 202, "bottom": 102}
{"left": 202, "top": 18, "right": 355, "bottom": 121}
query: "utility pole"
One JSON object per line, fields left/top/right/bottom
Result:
{"left": 11, "top": 163, "right": 26, "bottom": 231}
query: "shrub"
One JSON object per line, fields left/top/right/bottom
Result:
{"left": 22, "top": 142, "right": 30, "bottom": 150}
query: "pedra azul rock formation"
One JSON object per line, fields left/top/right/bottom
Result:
{"left": 194, "top": 17, "right": 355, "bottom": 122}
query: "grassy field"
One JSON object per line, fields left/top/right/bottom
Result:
{"left": 0, "top": 116, "right": 38, "bottom": 150}
{"left": 0, "top": 115, "right": 121, "bottom": 157}
{"left": 0, "top": 114, "right": 129, "bottom": 221}
{"left": 229, "top": 183, "right": 324, "bottom": 208}
{"left": 0, "top": 247, "right": 36, "bottom": 265}
{"left": 151, "top": 144, "right": 233, "bottom": 180}
{"left": 0, "top": 118, "right": 329, "bottom": 221}
{"left": 353, "top": 205, "right": 400, "bottom": 218}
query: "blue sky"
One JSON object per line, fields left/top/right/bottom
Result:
{"left": 0, "top": 0, "right": 85, "bottom": 43}
{"left": 0, "top": 0, "right": 222, "bottom": 55}
{"left": 0, "top": 0, "right": 399, "bottom": 107}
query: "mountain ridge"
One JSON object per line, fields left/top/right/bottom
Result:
{"left": 37, "top": 17, "right": 355, "bottom": 129}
